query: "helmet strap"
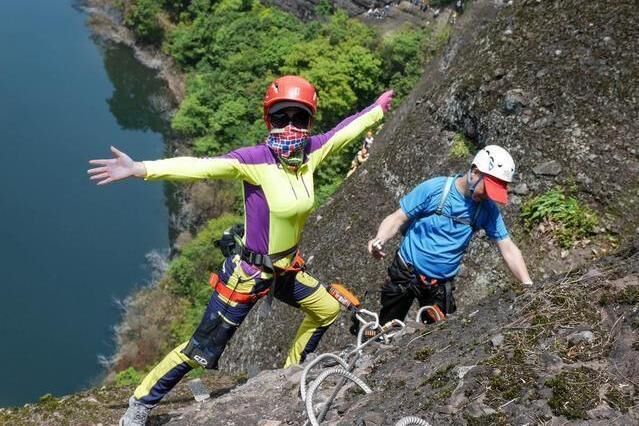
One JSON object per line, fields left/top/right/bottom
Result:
{"left": 467, "top": 169, "right": 483, "bottom": 194}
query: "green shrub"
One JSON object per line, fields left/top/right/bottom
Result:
{"left": 449, "top": 133, "right": 473, "bottom": 158}
{"left": 315, "top": 0, "right": 335, "bottom": 17}
{"left": 37, "top": 394, "right": 59, "bottom": 410}
{"left": 521, "top": 188, "right": 598, "bottom": 248}
{"left": 124, "top": 0, "right": 165, "bottom": 44}
{"left": 114, "top": 366, "right": 144, "bottom": 387}
{"left": 379, "top": 25, "right": 427, "bottom": 101}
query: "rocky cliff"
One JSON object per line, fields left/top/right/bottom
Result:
{"left": 209, "top": 0, "right": 639, "bottom": 423}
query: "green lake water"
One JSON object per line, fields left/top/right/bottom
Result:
{"left": 0, "top": 0, "right": 172, "bottom": 406}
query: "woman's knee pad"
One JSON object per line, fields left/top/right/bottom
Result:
{"left": 182, "top": 314, "right": 238, "bottom": 369}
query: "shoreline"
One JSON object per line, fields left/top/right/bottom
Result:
{"left": 77, "top": 0, "right": 197, "bottom": 382}
{"left": 78, "top": 0, "right": 186, "bottom": 103}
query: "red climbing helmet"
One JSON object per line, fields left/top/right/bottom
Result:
{"left": 263, "top": 76, "right": 318, "bottom": 130}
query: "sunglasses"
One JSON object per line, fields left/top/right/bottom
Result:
{"left": 269, "top": 109, "right": 311, "bottom": 129}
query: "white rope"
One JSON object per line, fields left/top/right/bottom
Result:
{"left": 301, "top": 312, "right": 411, "bottom": 425}
{"left": 300, "top": 353, "right": 349, "bottom": 402}
{"left": 395, "top": 416, "right": 432, "bottom": 426}
{"left": 305, "top": 367, "right": 372, "bottom": 426}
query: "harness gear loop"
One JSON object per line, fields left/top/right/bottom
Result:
{"left": 327, "top": 283, "right": 361, "bottom": 311}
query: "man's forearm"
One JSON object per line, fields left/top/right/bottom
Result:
{"left": 374, "top": 212, "right": 404, "bottom": 244}
{"left": 499, "top": 239, "right": 532, "bottom": 284}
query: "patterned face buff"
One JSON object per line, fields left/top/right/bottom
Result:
{"left": 266, "top": 124, "right": 309, "bottom": 167}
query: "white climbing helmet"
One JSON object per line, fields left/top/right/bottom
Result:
{"left": 471, "top": 145, "right": 516, "bottom": 204}
{"left": 472, "top": 145, "right": 515, "bottom": 183}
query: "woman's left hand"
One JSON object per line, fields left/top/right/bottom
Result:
{"left": 375, "top": 90, "right": 394, "bottom": 112}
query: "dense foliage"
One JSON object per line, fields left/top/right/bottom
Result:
{"left": 521, "top": 188, "right": 598, "bottom": 248}
{"left": 121, "top": 0, "right": 437, "bottom": 196}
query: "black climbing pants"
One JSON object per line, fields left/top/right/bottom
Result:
{"left": 379, "top": 251, "right": 456, "bottom": 325}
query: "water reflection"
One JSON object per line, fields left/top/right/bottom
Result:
{"left": 101, "top": 42, "right": 173, "bottom": 135}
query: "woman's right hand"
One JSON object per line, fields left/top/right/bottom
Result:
{"left": 87, "top": 146, "right": 146, "bottom": 185}
{"left": 375, "top": 90, "right": 394, "bottom": 113}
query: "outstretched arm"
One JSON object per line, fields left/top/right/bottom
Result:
{"left": 496, "top": 237, "right": 533, "bottom": 285}
{"left": 367, "top": 208, "right": 409, "bottom": 259}
{"left": 307, "top": 90, "right": 393, "bottom": 169}
{"left": 88, "top": 146, "right": 258, "bottom": 185}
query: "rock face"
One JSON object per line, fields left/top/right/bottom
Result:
{"left": 219, "top": 0, "right": 639, "bottom": 376}
{"left": 165, "top": 247, "right": 639, "bottom": 425}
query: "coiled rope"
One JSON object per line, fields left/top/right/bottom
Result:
{"left": 305, "top": 367, "right": 373, "bottom": 426}
{"left": 301, "top": 310, "right": 409, "bottom": 424}
{"left": 300, "top": 353, "right": 349, "bottom": 402}
{"left": 395, "top": 416, "right": 432, "bottom": 426}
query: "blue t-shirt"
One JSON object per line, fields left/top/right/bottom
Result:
{"left": 399, "top": 176, "right": 509, "bottom": 279}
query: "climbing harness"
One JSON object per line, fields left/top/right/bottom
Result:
{"left": 214, "top": 223, "right": 301, "bottom": 272}
{"left": 209, "top": 273, "right": 270, "bottom": 304}
{"left": 392, "top": 252, "right": 454, "bottom": 323}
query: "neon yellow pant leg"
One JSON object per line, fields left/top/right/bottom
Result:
{"left": 284, "top": 285, "right": 340, "bottom": 368}
{"left": 133, "top": 341, "right": 200, "bottom": 403}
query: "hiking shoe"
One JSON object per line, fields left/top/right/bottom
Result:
{"left": 119, "top": 396, "right": 154, "bottom": 426}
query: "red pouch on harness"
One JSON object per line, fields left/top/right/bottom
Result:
{"left": 209, "top": 273, "right": 220, "bottom": 289}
